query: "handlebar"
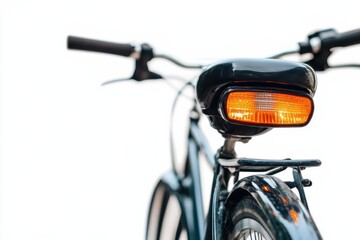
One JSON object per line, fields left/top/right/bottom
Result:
{"left": 67, "top": 36, "right": 136, "bottom": 58}
{"left": 299, "top": 28, "right": 360, "bottom": 54}
{"left": 68, "top": 36, "right": 163, "bottom": 81}
{"left": 67, "top": 27, "right": 360, "bottom": 77}
{"left": 335, "top": 28, "right": 360, "bottom": 47}
{"left": 298, "top": 28, "right": 360, "bottom": 71}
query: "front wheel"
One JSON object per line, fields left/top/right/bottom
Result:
{"left": 146, "top": 181, "right": 187, "bottom": 240}
{"left": 146, "top": 172, "right": 194, "bottom": 240}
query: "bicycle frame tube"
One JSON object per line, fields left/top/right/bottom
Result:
{"left": 187, "top": 115, "right": 228, "bottom": 240}
{"left": 148, "top": 108, "right": 221, "bottom": 240}
{"left": 183, "top": 117, "right": 211, "bottom": 239}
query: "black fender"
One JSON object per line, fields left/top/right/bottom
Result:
{"left": 145, "top": 171, "right": 199, "bottom": 240}
{"left": 225, "top": 174, "right": 322, "bottom": 239}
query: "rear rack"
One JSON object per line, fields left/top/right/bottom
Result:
{"left": 218, "top": 157, "right": 321, "bottom": 173}
{"left": 219, "top": 157, "right": 321, "bottom": 210}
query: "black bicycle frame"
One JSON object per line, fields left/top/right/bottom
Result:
{"left": 185, "top": 110, "right": 216, "bottom": 240}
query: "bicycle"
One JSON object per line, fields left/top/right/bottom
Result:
{"left": 67, "top": 27, "right": 360, "bottom": 240}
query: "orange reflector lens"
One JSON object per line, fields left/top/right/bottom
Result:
{"left": 225, "top": 91, "right": 313, "bottom": 126}
{"left": 289, "top": 209, "right": 299, "bottom": 223}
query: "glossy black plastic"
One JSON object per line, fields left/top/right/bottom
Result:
{"left": 196, "top": 58, "right": 317, "bottom": 137}
{"left": 226, "top": 175, "right": 322, "bottom": 239}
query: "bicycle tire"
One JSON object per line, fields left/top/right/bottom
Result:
{"left": 146, "top": 173, "right": 193, "bottom": 240}
{"left": 224, "top": 195, "right": 275, "bottom": 240}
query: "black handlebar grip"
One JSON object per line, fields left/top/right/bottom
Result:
{"left": 67, "top": 36, "right": 135, "bottom": 57}
{"left": 325, "top": 28, "right": 360, "bottom": 48}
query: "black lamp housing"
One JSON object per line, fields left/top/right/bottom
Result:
{"left": 196, "top": 58, "right": 317, "bottom": 138}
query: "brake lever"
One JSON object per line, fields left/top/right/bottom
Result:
{"left": 101, "top": 43, "right": 163, "bottom": 86}
{"left": 131, "top": 43, "right": 162, "bottom": 81}
{"left": 300, "top": 28, "right": 337, "bottom": 71}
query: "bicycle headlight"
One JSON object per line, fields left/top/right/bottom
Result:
{"left": 222, "top": 90, "right": 314, "bottom": 127}
{"left": 196, "top": 58, "right": 317, "bottom": 138}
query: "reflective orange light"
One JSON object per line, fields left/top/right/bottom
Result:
{"left": 281, "top": 197, "right": 288, "bottom": 204}
{"left": 289, "top": 209, "right": 299, "bottom": 223}
{"left": 261, "top": 186, "right": 271, "bottom": 192}
{"left": 225, "top": 91, "right": 313, "bottom": 126}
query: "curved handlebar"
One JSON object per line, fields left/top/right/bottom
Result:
{"left": 67, "top": 36, "right": 203, "bottom": 81}
{"left": 67, "top": 27, "right": 360, "bottom": 75}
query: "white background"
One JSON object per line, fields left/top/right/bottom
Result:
{"left": 1, "top": 1, "right": 359, "bottom": 239}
